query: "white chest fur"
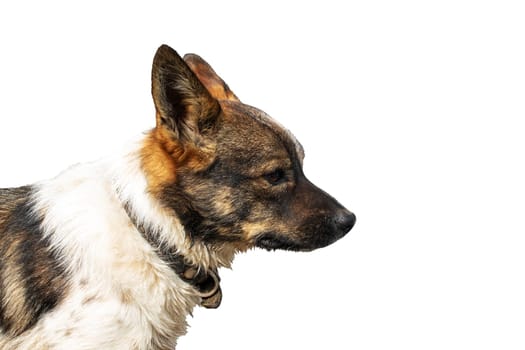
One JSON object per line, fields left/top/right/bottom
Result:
{"left": 3, "top": 149, "right": 209, "bottom": 350}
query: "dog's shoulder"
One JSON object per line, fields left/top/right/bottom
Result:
{"left": 0, "top": 185, "right": 32, "bottom": 228}
{"left": 0, "top": 184, "right": 69, "bottom": 339}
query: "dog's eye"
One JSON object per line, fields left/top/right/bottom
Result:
{"left": 263, "top": 169, "right": 287, "bottom": 186}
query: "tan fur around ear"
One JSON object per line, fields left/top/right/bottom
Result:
{"left": 184, "top": 54, "right": 240, "bottom": 102}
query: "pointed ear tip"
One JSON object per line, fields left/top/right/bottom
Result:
{"left": 157, "top": 44, "right": 174, "bottom": 52}
{"left": 154, "top": 44, "right": 182, "bottom": 62}
{"left": 183, "top": 53, "right": 204, "bottom": 63}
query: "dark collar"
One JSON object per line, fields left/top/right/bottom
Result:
{"left": 122, "top": 202, "right": 222, "bottom": 309}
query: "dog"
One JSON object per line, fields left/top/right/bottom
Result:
{"left": 0, "top": 44, "right": 356, "bottom": 349}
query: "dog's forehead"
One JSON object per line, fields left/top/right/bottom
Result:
{"left": 222, "top": 101, "right": 305, "bottom": 161}
{"left": 255, "top": 109, "right": 305, "bottom": 162}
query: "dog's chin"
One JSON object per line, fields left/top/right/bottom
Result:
{"left": 254, "top": 233, "right": 337, "bottom": 252}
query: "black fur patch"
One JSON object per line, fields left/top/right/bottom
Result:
{"left": 0, "top": 186, "right": 68, "bottom": 336}
{"left": 160, "top": 181, "right": 247, "bottom": 245}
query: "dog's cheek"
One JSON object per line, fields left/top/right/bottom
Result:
{"left": 238, "top": 201, "right": 292, "bottom": 241}
{"left": 209, "top": 187, "right": 238, "bottom": 218}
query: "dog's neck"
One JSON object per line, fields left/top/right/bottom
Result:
{"left": 121, "top": 200, "right": 222, "bottom": 308}
{"left": 110, "top": 143, "right": 236, "bottom": 307}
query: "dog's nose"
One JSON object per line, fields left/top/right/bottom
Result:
{"left": 334, "top": 210, "right": 356, "bottom": 234}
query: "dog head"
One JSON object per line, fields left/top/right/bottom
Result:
{"left": 142, "top": 45, "right": 355, "bottom": 253}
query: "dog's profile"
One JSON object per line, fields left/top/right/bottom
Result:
{"left": 0, "top": 45, "right": 355, "bottom": 349}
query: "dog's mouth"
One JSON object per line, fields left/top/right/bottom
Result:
{"left": 255, "top": 233, "right": 315, "bottom": 252}
{"left": 254, "top": 226, "right": 350, "bottom": 252}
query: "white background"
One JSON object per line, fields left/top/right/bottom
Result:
{"left": 1, "top": 1, "right": 524, "bottom": 349}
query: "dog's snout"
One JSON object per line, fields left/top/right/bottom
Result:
{"left": 334, "top": 210, "right": 356, "bottom": 234}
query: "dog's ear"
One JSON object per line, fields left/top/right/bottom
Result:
{"left": 151, "top": 45, "right": 221, "bottom": 143}
{"left": 183, "top": 54, "right": 239, "bottom": 102}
